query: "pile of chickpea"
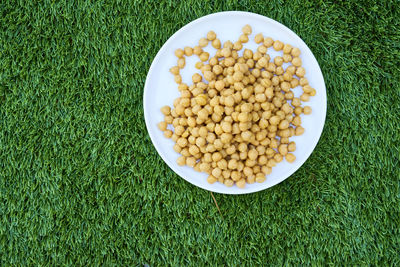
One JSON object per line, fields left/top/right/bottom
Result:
{"left": 157, "top": 25, "right": 315, "bottom": 188}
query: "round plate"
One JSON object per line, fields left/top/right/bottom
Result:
{"left": 144, "top": 11, "right": 326, "bottom": 194}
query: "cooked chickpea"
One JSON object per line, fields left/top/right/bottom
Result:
{"left": 206, "top": 30, "right": 217, "bottom": 41}
{"left": 239, "top": 34, "right": 249, "bottom": 43}
{"left": 254, "top": 33, "right": 264, "bottom": 43}
{"left": 199, "top": 52, "right": 209, "bottom": 62}
{"left": 242, "top": 24, "right": 252, "bottom": 35}
{"left": 255, "top": 173, "right": 266, "bottom": 183}
{"left": 212, "top": 38, "right": 221, "bottom": 49}
{"left": 292, "top": 57, "right": 302, "bottom": 67}
{"left": 286, "top": 153, "right": 296, "bottom": 163}
{"left": 170, "top": 66, "right": 180, "bottom": 75}
{"left": 291, "top": 47, "right": 301, "bottom": 57}
{"left": 303, "top": 106, "right": 312, "bottom": 115}
{"left": 158, "top": 121, "right": 168, "bottom": 131}
{"left": 296, "top": 67, "right": 306, "bottom": 77}
{"left": 295, "top": 126, "right": 305, "bottom": 136}
{"left": 175, "top": 48, "right": 184, "bottom": 58}
{"left": 193, "top": 46, "right": 203, "bottom": 55}
{"left": 273, "top": 40, "right": 284, "bottom": 51}
{"left": 164, "top": 130, "right": 173, "bottom": 138}
{"left": 263, "top": 37, "right": 273, "bottom": 47}
{"left": 288, "top": 141, "right": 296, "bottom": 152}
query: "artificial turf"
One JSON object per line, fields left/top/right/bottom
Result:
{"left": 1, "top": 0, "right": 399, "bottom": 265}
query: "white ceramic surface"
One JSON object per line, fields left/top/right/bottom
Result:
{"left": 143, "top": 11, "right": 326, "bottom": 194}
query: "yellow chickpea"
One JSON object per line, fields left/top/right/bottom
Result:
{"left": 257, "top": 45, "right": 268, "bottom": 54}
{"left": 207, "top": 31, "right": 216, "bottom": 41}
{"left": 274, "top": 56, "right": 284, "bottom": 66}
{"left": 160, "top": 106, "right": 171, "bottom": 115}
{"left": 283, "top": 44, "right": 292, "bottom": 54}
{"left": 198, "top": 37, "right": 208, "bottom": 47}
{"left": 157, "top": 121, "right": 167, "bottom": 131}
{"left": 273, "top": 40, "right": 284, "bottom": 51}
{"left": 291, "top": 47, "right": 301, "bottom": 57}
{"left": 303, "top": 106, "right": 312, "bottom": 115}
{"left": 283, "top": 54, "right": 292, "bottom": 63}
{"left": 236, "top": 178, "right": 246, "bottom": 188}
{"left": 242, "top": 24, "right": 252, "bottom": 35}
{"left": 263, "top": 37, "right": 273, "bottom": 47}
{"left": 184, "top": 46, "right": 193, "bottom": 56}
{"left": 239, "top": 34, "right": 249, "bottom": 43}
{"left": 170, "top": 66, "right": 180, "bottom": 75}
{"left": 296, "top": 67, "right": 306, "bottom": 77}
{"left": 254, "top": 33, "right": 264, "bottom": 43}
{"left": 212, "top": 38, "right": 221, "bottom": 49}
{"left": 295, "top": 126, "right": 305, "bottom": 136}
{"left": 255, "top": 173, "right": 266, "bottom": 183}
{"left": 199, "top": 52, "right": 209, "bottom": 62}
{"left": 164, "top": 130, "right": 173, "bottom": 138}
{"left": 300, "top": 93, "right": 309, "bottom": 102}
{"left": 193, "top": 46, "right": 203, "bottom": 55}
{"left": 233, "top": 41, "right": 243, "bottom": 51}
{"left": 292, "top": 57, "right": 302, "bottom": 67}
{"left": 207, "top": 175, "right": 217, "bottom": 184}
{"left": 192, "top": 73, "right": 202, "bottom": 83}
{"left": 292, "top": 97, "right": 301, "bottom": 107}
{"left": 224, "top": 179, "right": 234, "bottom": 187}
{"left": 288, "top": 142, "right": 296, "bottom": 152}
{"left": 286, "top": 153, "right": 296, "bottom": 163}
{"left": 175, "top": 48, "right": 184, "bottom": 58}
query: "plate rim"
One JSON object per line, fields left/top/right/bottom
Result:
{"left": 143, "top": 11, "right": 327, "bottom": 194}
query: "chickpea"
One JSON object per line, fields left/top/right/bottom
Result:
{"left": 273, "top": 40, "right": 284, "bottom": 51}
{"left": 207, "top": 175, "right": 217, "bottom": 184}
{"left": 207, "top": 30, "right": 217, "bottom": 41}
{"left": 177, "top": 156, "right": 186, "bottom": 166}
{"left": 296, "top": 67, "right": 306, "bottom": 77}
{"left": 224, "top": 179, "right": 234, "bottom": 187}
{"left": 286, "top": 153, "right": 296, "bottom": 163}
{"left": 278, "top": 120, "right": 289, "bottom": 130}
{"left": 236, "top": 178, "right": 246, "bottom": 188}
{"left": 288, "top": 142, "right": 296, "bottom": 152}
{"left": 274, "top": 56, "right": 284, "bottom": 66}
{"left": 291, "top": 47, "right": 301, "bottom": 57}
{"left": 164, "top": 115, "right": 173, "bottom": 124}
{"left": 248, "top": 149, "right": 258, "bottom": 160}
{"left": 157, "top": 121, "right": 167, "bottom": 131}
{"left": 254, "top": 33, "right": 264, "bottom": 43}
{"left": 170, "top": 66, "right": 180, "bottom": 75}
{"left": 256, "top": 173, "right": 266, "bottom": 183}
{"left": 283, "top": 54, "right": 292, "bottom": 63}
{"left": 292, "top": 97, "right": 301, "bottom": 107}
{"left": 283, "top": 44, "right": 292, "bottom": 54}
{"left": 257, "top": 45, "right": 268, "bottom": 54}
{"left": 233, "top": 41, "right": 242, "bottom": 51}
{"left": 242, "top": 24, "right": 252, "bottom": 35}
{"left": 164, "top": 130, "right": 173, "bottom": 138}
{"left": 303, "top": 106, "right": 312, "bottom": 115}
{"left": 300, "top": 93, "right": 310, "bottom": 102}
{"left": 290, "top": 78, "right": 300, "bottom": 88}
{"left": 263, "top": 37, "right": 273, "bottom": 47}
{"left": 295, "top": 126, "right": 305, "bottom": 136}
{"left": 199, "top": 52, "right": 209, "bottom": 62}
{"left": 212, "top": 38, "right": 221, "bottom": 49}
{"left": 238, "top": 34, "right": 248, "bottom": 43}
{"left": 175, "top": 48, "right": 184, "bottom": 58}
{"left": 292, "top": 57, "right": 302, "bottom": 67}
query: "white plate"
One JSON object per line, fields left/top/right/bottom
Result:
{"left": 144, "top": 11, "right": 326, "bottom": 194}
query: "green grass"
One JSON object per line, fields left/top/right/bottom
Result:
{"left": 1, "top": 0, "right": 399, "bottom": 265}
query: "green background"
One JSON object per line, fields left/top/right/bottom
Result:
{"left": 1, "top": 0, "right": 399, "bottom": 265}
